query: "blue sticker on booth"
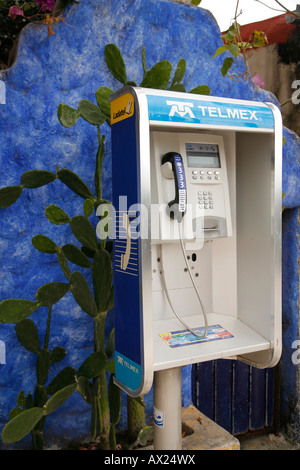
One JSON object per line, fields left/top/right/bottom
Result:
{"left": 115, "top": 351, "right": 142, "bottom": 391}
{"left": 146, "top": 95, "right": 274, "bottom": 130}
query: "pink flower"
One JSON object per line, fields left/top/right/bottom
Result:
{"left": 8, "top": 5, "right": 24, "bottom": 19}
{"left": 252, "top": 74, "right": 264, "bottom": 89}
{"left": 34, "top": 0, "right": 55, "bottom": 11}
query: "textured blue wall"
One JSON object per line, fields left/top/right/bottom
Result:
{"left": 281, "top": 207, "right": 300, "bottom": 441}
{"left": 0, "top": 0, "right": 299, "bottom": 448}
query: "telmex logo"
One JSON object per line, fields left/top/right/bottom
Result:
{"left": 166, "top": 100, "right": 259, "bottom": 121}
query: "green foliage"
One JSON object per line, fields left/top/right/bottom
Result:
{"left": 45, "top": 205, "right": 70, "bottom": 225}
{"left": 212, "top": 22, "right": 268, "bottom": 80}
{"left": 21, "top": 170, "right": 56, "bottom": 189}
{"left": 57, "top": 104, "right": 80, "bottom": 128}
{"left": 32, "top": 235, "right": 57, "bottom": 254}
{"left": 0, "top": 42, "right": 211, "bottom": 450}
{"left": 70, "top": 271, "right": 98, "bottom": 318}
{"left": 0, "top": 185, "right": 23, "bottom": 209}
{"left": 0, "top": 299, "right": 38, "bottom": 323}
{"left": 1, "top": 408, "right": 45, "bottom": 444}
{"left": 141, "top": 60, "right": 172, "bottom": 89}
{"left": 104, "top": 43, "right": 127, "bottom": 85}
{"left": 44, "top": 384, "right": 77, "bottom": 415}
{"left": 15, "top": 319, "right": 40, "bottom": 354}
{"left": 62, "top": 243, "right": 92, "bottom": 268}
{"left": 35, "top": 282, "right": 70, "bottom": 307}
{"left": 57, "top": 44, "right": 211, "bottom": 136}
{"left": 77, "top": 351, "right": 107, "bottom": 380}
{"left": 70, "top": 215, "right": 99, "bottom": 252}
{"left": 57, "top": 168, "right": 95, "bottom": 200}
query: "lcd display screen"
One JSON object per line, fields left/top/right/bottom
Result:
{"left": 186, "top": 143, "right": 220, "bottom": 168}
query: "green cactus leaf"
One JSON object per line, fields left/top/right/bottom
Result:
{"left": 25, "top": 393, "right": 34, "bottom": 409}
{"left": 51, "top": 346, "right": 67, "bottom": 364}
{"left": 34, "top": 385, "right": 47, "bottom": 409}
{"left": 95, "top": 140, "right": 105, "bottom": 200}
{"left": 1, "top": 407, "right": 45, "bottom": 444}
{"left": 0, "top": 185, "right": 23, "bottom": 209}
{"left": 106, "top": 358, "right": 115, "bottom": 374}
{"left": 104, "top": 286, "right": 114, "bottom": 313}
{"left": 104, "top": 44, "right": 127, "bottom": 85}
{"left": 15, "top": 318, "right": 40, "bottom": 354}
{"left": 32, "top": 234, "right": 57, "bottom": 254}
{"left": 70, "top": 271, "right": 98, "bottom": 317}
{"left": 45, "top": 204, "right": 70, "bottom": 225}
{"left": 46, "top": 366, "right": 76, "bottom": 395}
{"left": 189, "top": 85, "right": 211, "bottom": 95}
{"left": 172, "top": 58, "right": 186, "bottom": 85}
{"left": 76, "top": 376, "right": 93, "bottom": 404}
{"left": 62, "top": 243, "right": 92, "bottom": 268}
{"left": 77, "top": 351, "right": 108, "bottom": 380}
{"left": 105, "top": 328, "right": 115, "bottom": 359}
{"left": 70, "top": 215, "right": 99, "bottom": 252}
{"left": 44, "top": 384, "right": 77, "bottom": 416}
{"left": 108, "top": 374, "right": 121, "bottom": 425}
{"left": 109, "top": 423, "right": 116, "bottom": 450}
{"left": 9, "top": 407, "right": 23, "bottom": 420}
{"left": 95, "top": 86, "right": 113, "bottom": 125}
{"left": 78, "top": 99, "right": 106, "bottom": 126}
{"left": 83, "top": 198, "right": 94, "bottom": 217}
{"left": 17, "top": 390, "right": 25, "bottom": 408}
{"left": 37, "top": 349, "right": 51, "bottom": 385}
{"left": 56, "top": 248, "right": 71, "bottom": 280}
{"left": 0, "top": 299, "right": 38, "bottom": 323}
{"left": 92, "top": 249, "right": 113, "bottom": 313}
{"left": 140, "top": 60, "right": 172, "bottom": 89}
{"left": 35, "top": 282, "right": 70, "bottom": 307}
{"left": 138, "top": 426, "right": 153, "bottom": 446}
{"left": 20, "top": 170, "right": 56, "bottom": 188}
{"left": 57, "top": 168, "right": 95, "bottom": 200}
{"left": 168, "top": 83, "right": 186, "bottom": 92}
{"left": 57, "top": 103, "right": 80, "bottom": 128}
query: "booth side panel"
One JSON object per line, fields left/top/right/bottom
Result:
{"left": 111, "top": 113, "right": 143, "bottom": 394}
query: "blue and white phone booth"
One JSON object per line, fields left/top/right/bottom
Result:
{"left": 109, "top": 87, "right": 282, "bottom": 449}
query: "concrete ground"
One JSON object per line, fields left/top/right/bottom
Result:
{"left": 239, "top": 433, "right": 300, "bottom": 450}
{"left": 180, "top": 406, "right": 300, "bottom": 451}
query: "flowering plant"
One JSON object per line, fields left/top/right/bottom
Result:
{"left": 3, "top": 0, "right": 71, "bottom": 35}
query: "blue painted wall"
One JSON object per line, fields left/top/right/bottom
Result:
{"left": 0, "top": 0, "right": 299, "bottom": 448}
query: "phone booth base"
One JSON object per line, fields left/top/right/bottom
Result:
{"left": 110, "top": 87, "right": 282, "bottom": 433}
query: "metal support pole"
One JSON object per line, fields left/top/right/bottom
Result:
{"left": 153, "top": 367, "right": 182, "bottom": 450}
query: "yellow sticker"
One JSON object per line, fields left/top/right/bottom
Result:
{"left": 111, "top": 92, "right": 134, "bottom": 124}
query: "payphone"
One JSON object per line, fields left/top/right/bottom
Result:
{"left": 109, "top": 87, "right": 282, "bottom": 449}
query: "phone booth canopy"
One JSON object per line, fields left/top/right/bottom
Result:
{"left": 108, "top": 87, "right": 282, "bottom": 398}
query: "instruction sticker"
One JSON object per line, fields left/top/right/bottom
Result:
{"left": 159, "top": 324, "right": 233, "bottom": 348}
{"left": 154, "top": 407, "right": 165, "bottom": 429}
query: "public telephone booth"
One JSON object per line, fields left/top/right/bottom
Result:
{"left": 108, "top": 87, "right": 282, "bottom": 449}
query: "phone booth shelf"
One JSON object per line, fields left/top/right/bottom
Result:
{"left": 109, "top": 87, "right": 282, "bottom": 450}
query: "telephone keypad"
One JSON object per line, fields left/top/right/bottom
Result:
{"left": 198, "top": 190, "right": 214, "bottom": 209}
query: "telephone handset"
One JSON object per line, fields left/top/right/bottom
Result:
{"left": 160, "top": 151, "right": 208, "bottom": 339}
{"left": 161, "top": 152, "right": 187, "bottom": 222}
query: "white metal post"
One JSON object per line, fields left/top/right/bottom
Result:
{"left": 153, "top": 367, "right": 182, "bottom": 450}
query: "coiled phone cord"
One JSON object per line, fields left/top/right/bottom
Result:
{"left": 159, "top": 221, "right": 208, "bottom": 339}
